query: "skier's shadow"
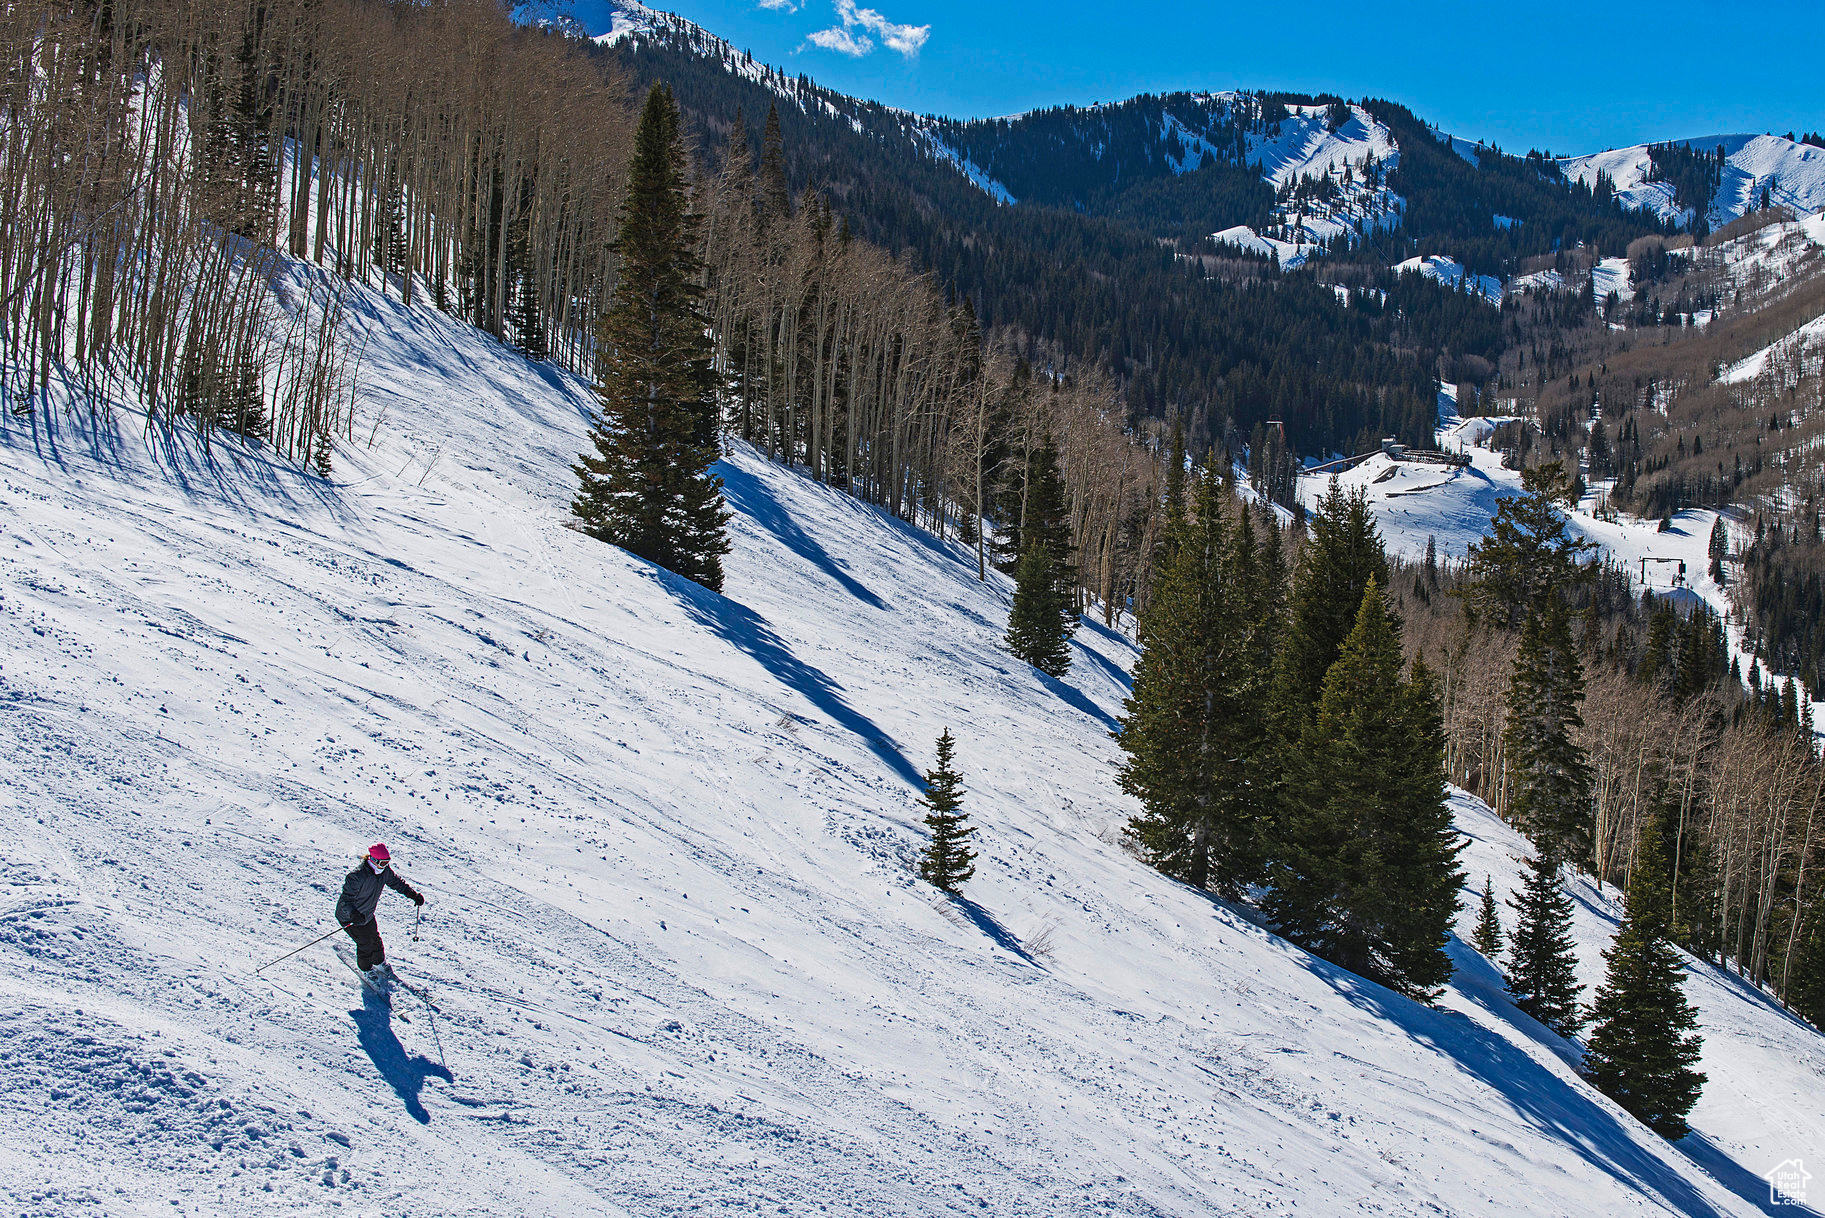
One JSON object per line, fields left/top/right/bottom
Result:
{"left": 350, "top": 991, "right": 452, "bottom": 1124}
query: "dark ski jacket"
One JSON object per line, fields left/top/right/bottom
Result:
{"left": 336, "top": 860, "right": 421, "bottom": 926}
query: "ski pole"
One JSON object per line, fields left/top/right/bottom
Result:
{"left": 255, "top": 923, "right": 352, "bottom": 974}
{"left": 411, "top": 904, "right": 422, "bottom": 942}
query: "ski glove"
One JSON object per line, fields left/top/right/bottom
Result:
{"left": 413, "top": 892, "right": 425, "bottom": 906}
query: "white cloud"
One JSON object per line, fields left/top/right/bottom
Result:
{"left": 805, "top": 0, "right": 929, "bottom": 58}
{"left": 755, "top": 0, "right": 798, "bottom": 12}
{"left": 806, "top": 25, "right": 872, "bottom": 55}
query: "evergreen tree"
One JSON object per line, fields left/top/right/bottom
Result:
{"left": 1235, "top": 503, "right": 1287, "bottom": 709}
{"left": 1161, "top": 421, "right": 1188, "bottom": 532}
{"left": 1268, "top": 481, "right": 1390, "bottom": 744}
{"left": 1708, "top": 515, "right": 1728, "bottom": 585}
{"left": 1506, "top": 853, "right": 1585, "bottom": 1035}
{"left": 372, "top": 177, "right": 409, "bottom": 277}
{"left": 993, "top": 414, "right": 1075, "bottom": 592}
{"left": 1785, "top": 913, "right": 1825, "bottom": 1030}
{"left": 572, "top": 85, "right": 731, "bottom": 591}
{"left": 758, "top": 102, "right": 791, "bottom": 227}
{"left": 1503, "top": 598, "right": 1594, "bottom": 867}
{"left": 1007, "top": 539, "right": 1073, "bottom": 676}
{"left": 1003, "top": 422, "right": 1078, "bottom": 670}
{"left": 917, "top": 729, "right": 976, "bottom": 894}
{"left": 1023, "top": 426, "right": 1079, "bottom": 624}
{"left": 1266, "top": 580, "right": 1463, "bottom": 999}
{"left": 1464, "top": 461, "right": 1595, "bottom": 627}
{"left": 1473, "top": 875, "right": 1505, "bottom": 960}
{"left": 1380, "top": 654, "right": 1467, "bottom": 998}
{"left": 1584, "top": 813, "right": 1706, "bottom": 1139}
{"left": 1120, "top": 469, "right": 1268, "bottom": 896}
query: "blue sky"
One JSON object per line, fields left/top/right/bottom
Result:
{"left": 568, "top": 0, "right": 1824, "bottom": 154}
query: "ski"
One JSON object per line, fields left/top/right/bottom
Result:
{"left": 331, "top": 943, "right": 441, "bottom": 1012}
{"left": 334, "top": 943, "right": 391, "bottom": 1003}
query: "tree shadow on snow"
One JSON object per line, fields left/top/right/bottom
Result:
{"left": 1676, "top": 1131, "right": 1815, "bottom": 1217}
{"left": 351, "top": 990, "right": 453, "bottom": 1125}
{"left": 946, "top": 894, "right": 1037, "bottom": 965}
{"left": 1315, "top": 958, "right": 1735, "bottom": 1218}
{"left": 1031, "top": 664, "right": 1121, "bottom": 733}
{"left": 4, "top": 388, "right": 349, "bottom": 524}
{"left": 668, "top": 574, "right": 922, "bottom": 788}
{"left": 717, "top": 458, "right": 886, "bottom": 609}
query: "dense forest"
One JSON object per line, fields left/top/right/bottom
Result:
{"left": 601, "top": 35, "right": 1629, "bottom": 463}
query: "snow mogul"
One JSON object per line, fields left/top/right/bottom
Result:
{"left": 336, "top": 843, "right": 424, "bottom": 982}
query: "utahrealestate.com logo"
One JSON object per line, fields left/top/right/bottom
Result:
{"left": 1765, "top": 1159, "right": 1812, "bottom": 1206}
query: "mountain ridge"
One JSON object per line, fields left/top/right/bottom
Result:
{"left": 572, "top": 0, "right": 1815, "bottom": 245}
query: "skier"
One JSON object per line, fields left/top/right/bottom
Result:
{"left": 336, "top": 843, "right": 424, "bottom": 982}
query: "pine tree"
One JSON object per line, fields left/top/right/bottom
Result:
{"left": 1785, "top": 913, "right": 1825, "bottom": 1030}
{"left": 1160, "top": 421, "right": 1188, "bottom": 536}
{"left": 1584, "top": 813, "right": 1706, "bottom": 1139}
{"left": 1022, "top": 426, "right": 1079, "bottom": 624}
{"left": 758, "top": 102, "right": 790, "bottom": 228}
{"left": 1473, "top": 876, "right": 1505, "bottom": 960}
{"left": 1268, "top": 481, "right": 1390, "bottom": 745}
{"left": 917, "top": 729, "right": 976, "bottom": 894}
{"left": 1504, "top": 598, "right": 1593, "bottom": 867}
{"left": 1379, "top": 654, "right": 1467, "bottom": 998}
{"left": 1463, "top": 461, "right": 1595, "bottom": 627}
{"left": 1120, "top": 469, "right": 1271, "bottom": 896}
{"left": 1007, "top": 539, "right": 1072, "bottom": 676}
{"left": 572, "top": 85, "right": 731, "bottom": 592}
{"left": 1262, "top": 480, "right": 1388, "bottom": 906}
{"left": 1266, "top": 581, "right": 1463, "bottom": 998}
{"left": 1506, "top": 853, "right": 1585, "bottom": 1035}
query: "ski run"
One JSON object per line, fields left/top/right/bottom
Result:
{"left": 0, "top": 246, "right": 1820, "bottom": 1215}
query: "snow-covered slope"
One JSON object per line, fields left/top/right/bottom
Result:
{"left": 1207, "top": 97, "right": 1403, "bottom": 267}
{"left": 2, "top": 268, "right": 1820, "bottom": 1215}
{"left": 1395, "top": 254, "right": 1504, "bottom": 304}
{"left": 1300, "top": 384, "right": 1814, "bottom": 709}
{"left": 1561, "top": 135, "right": 1825, "bottom": 229}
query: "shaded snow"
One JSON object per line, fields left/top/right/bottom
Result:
{"left": 1210, "top": 223, "right": 1322, "bottom": 268}
{"left": 1510, "top": 267, "right": 1572, "bottom": 295}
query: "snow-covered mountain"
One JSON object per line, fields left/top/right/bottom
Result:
{"left": 570, "top": 0, "right": 1817, "bottom": 269}
{"left": 3, "top": 225, "right": 1823, "bottom": 1214}
{"left": 1562, "top": 135, "right": 1825, "bottom": 230}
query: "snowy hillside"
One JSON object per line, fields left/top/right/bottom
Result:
{"left": 3, "top": 267, "right": 1822, "bottom": 1216}
{"left": 1394, "top": 254, "right": 1504, "bottom": 304}
{"left": 1561, "top": 135, "right": 1825, "bottom": 228}
{"left": 1196, "top": 96, "right": 1404, "bottom": 267}
{"left": 1298, "top": 383, "right": 1817, "bottom": 708}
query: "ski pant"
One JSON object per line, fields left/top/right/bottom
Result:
{"left": 343, "top": 918, "right": 385, "bottom": 971}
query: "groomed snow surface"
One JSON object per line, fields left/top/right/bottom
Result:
{"left": 2, "top": 271, "right": 1821, "bottom": 1216}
